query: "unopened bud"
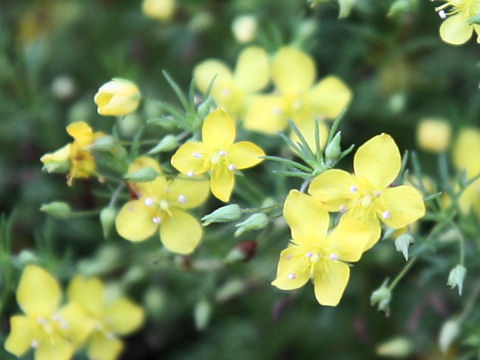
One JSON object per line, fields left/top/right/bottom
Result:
{"left": 370, "top": 280, "right": 392, "bottom": 315}
{"left": 395, "top": 233, "right": 414, "bottom": 261}
{"left": 224, "top": 240, "right": 258, "bottom": 264}
{"left": 194, "top": 298, "right": 212, "bottom": 331}
{"left": 447, "top": 264, "right": 466, "bottom": 295}
{"left": 387, "top": 0, "right": 411, "bottom": 17}
{"left": 234, "top": 213, "right": 268, "bottom": 237}
{"left": 438, "top": 319, "right": 460, "bottom": 353}
{"left": 87, "top": 135, "right": 116, "bottom": 152}
{"left": 148, "top": 134, "right": 179, "bottom": 154}
{"left": 325, "top": 131, "right": 342, "bottom": 165}
{"left": 416, "top": 118, "right": 451, "bottom": 153}
{"left": 201, "top": 204, "right": 242, "bottom": 225}
{"left": 144, "top": 287, "right": 166, "bottom": 319}
{"left": 100, "top": 207, "right": 117, "bottom": 239}
{"left": 215, "top": 279, "right": 245, "bottom": 302}
{"left": 376, "top": 337, "right": 413, "bottom": 357}
{"left": 231, "top": 15, "right": 258, "bottom": 44}
{"left": 40, "top": 201, "right": 72, "bottom": 219}
{"left": 16, "top": 250, "right": 39, "bottom": 266}
{"left": 124, "top": 166, "right": 158, "bottom": 182}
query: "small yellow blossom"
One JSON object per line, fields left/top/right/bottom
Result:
{"left": 94, "top": 78, "right": 141, "bottom": 116}
{"left": 116, "top": 157, "right": 210, "bottom": 254}
{"left": 66, "top": 276, "right": 145, "bottom": 360}
{"left": 41, "top": 121, "right": 105, "bottom": 185}
{"left": 272, "top": 190, "right": 370, "bottom": 306}
{"left": 142, "top": 0, "right": 176, "bottom": 21}
{"left": 308, "top": 134, "right": 426, "bottom": 250}
{"left": 171, "top": 108, "right": 265, "bottom": 202}
{"left": 244, "top": 46, "right": 352, "bottom": 149}
{"left": 4, "top": 265, "right": 89, "bottom": 360}
{"left": 194, "top": 47, "right": 270, "bottom": 120}
{"left": 436, "top": 0, "right": 480, "bottom": 45}
{"left": 416, "top": 118, "right": 451, "bottom": 153}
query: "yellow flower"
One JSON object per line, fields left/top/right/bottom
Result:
{"left": 4, "top": 265, "right": 87, "bottom": 360}
{"left": 308, "top": 134, "right": 426, "bottom": 250}
{"left": 436, "top": 0, "right": 480, "bottom": 45}
{"left": 194, "top": 47, "right": 270, "bottom": 120}
{"left": 66, "top": 276, "right": 145, "bottom": 360}
{"left": 244, "top": 46, "right": 352, "bottom": 148}
{"left": 272, "top": 190, "right": 370, "bottom": 306}
{"left": 116, "top": 157, "right": 210, "bottom": 254}
{"left": 416, "top": 118, "right": 451, "bottom": 153}
{"left": 94, "top": 78, "right": 141, "bottom": 116}
{"left": 171, "top": 108, "right": 265, "bottom": 202}
{"left": 142, "top": 0, "right": 176, "bottom": 21}
{"left": 41, "top": 121, "right": 104, "bottom": 185}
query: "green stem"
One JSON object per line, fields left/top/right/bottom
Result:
{"left": 70, "top": 209, "right": 101, "bottom": 217}
{"left": 108, "top": 182, "right": 126, "bottom": 208}
{"left": 458, "top": 279, "right": 480, "bottom": 323}
{"left": 242, "top": 204, "right": 283, "bottom": 214}
{"left": 388, "top": 256, "right": 418, "bottom": 292}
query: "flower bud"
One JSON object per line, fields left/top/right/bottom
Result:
{"left": 124, "top": 166, "right": 158, "bottom": 182}
{"left": 40, "top": 144, "right": 71, "bottom": 173}
{"left": 376, "top": 337, "right": 413, "bottom": 357}
{"left": 325, "top": 131, "right": 342, "bottom": 166}
{"left": 201, "top": 204, "right": 242, "bottom": 225}
{"left": 99, "top": 206, "right": 117, "bottom": 239}
{"left": 94, "top": 78, "right": 141, "bottom": 116}
{"left": 438, "top": 319, "right": 460, "bottom": 353}
{"left": 87, "top": 135, "right": 116, "bottom": 152}
{"left": 215, "top": 279, "right": 245, "bottom": 302}
{"left": 40, "top": 201, "right": 72, "bottom": 219}
{"left": 51, "top": 75, "right": 75, "bottom": 100}
{"left": 148, "top": 134, "right": 179, "bottom": 154}
{"left": 387, "top": 0, "right": 412, "bottom": 17}
{"left": 16, "top": 249, "right": 39, "bottom": 266}
{"left": 224, "top": 240, "right": 258, "bottom": 264}
{"left": 144, "top": 287, "right": 166, "bottom": 319}
{"left": 194, "top": 298, "right": 212, "bottom": 331}
{"left": 231, "top": 15, "right": 258, "bottom": 44}
{"left": 416, "top": 118, "right": 451, "bottom": 153}
{"left": 234, "top": 213, "right": 268, "bottom": 237}
{"left": 142, "top": 0, "right": 176, "bottom": 22}
{"left": 394, "top": 233, "right": 414, "bottom": 261}
{"left": 447, "top": 264, "right": 466, "bottom": 295}
{"left": 370, "top": 280, "right": 392, "bottom": 315}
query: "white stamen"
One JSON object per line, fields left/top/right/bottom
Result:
{"left": 219, "top": 150, "right": 227, "bottom": 156}
{"left": 350, "top": 185, "right": 358, "bottom": 193}
{"left": 288, "top": 273, "right": 297, "bottom": 279}
{"left": 286, "top": 254, "right": 292, "bottom": 260}
{"left": 306, "top": 252, "right": 313, "bottom": 258}
{"left": 382, "top": 210, "right": 392, "bottom": 219}
{"left": 177, "top": 195, "right": 187, "bottom": 204}
{"left": 193, "top": 152, "right": 203, "bottom": 159}
{"left": 187, "top": 171, "right": 194, "bottom": 177}
{"left": 438, "top": 10, "right": 447, "bottom": 18}
{"left": 144, "top": 198, "right": 155, "bottom": 207}
{"left": 329, "top": 253, "right": 339, "bottom": 261}
{"left": 339, "top": 204, "right": 347, "bottom": 213}
{"left": 31, "top": 340, "right": 39, "bottom": 349}
{"left": 374, "top": 191, "right": 382, "bottom": 197}
{"left": 152, "top": 216, "right": 162, "bottom": 224}
{"left": 228, "top": 164, "right": 236, "bottom": 171}
{"left": 272, "top": 106, "right": 282, "bottom": 116}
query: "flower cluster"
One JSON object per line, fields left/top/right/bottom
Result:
{"left": 5, "top": 265, "right": 144, "bottom": 360}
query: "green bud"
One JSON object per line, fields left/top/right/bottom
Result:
{"left": 122, "top": 265, "right": 147, "bottom": 286}
{"left": 234, "top": 213, "right": 268, "bottom": 237}
{"left": 325, "top": 131, "right": 342, "bottom": 166}
{"left": 118, "top": 114, "right": 142, "bottom": 138}
{"left": 194, "top": 298, "right": 212, "bottom": 331}
{"left": 16, "top": 250, "right": 39, "bottom": 266}
{"left": 376, "top": 337, "right": 413, "bottom": 357}
{"left": 439, "top": 319, "right": 460, "bottom": 353}
{"left": 394, "top": 233, "right": 414, "bottom": 261}
{"left": 387, "top": 0, "right": 412, "bottom": 17}
{"left": 201, "top": 204, "right": 242, "bottom": 225}
{"left": 469, "top": 13, "right": 480, "bottom": 25}
{"left": 447, "top": 264, "right": 467, "bottom": 296}
{"left": 40, "top": 201, "right": 72, "bottom": 219}
{"left": 215, "top": 279, "right": 245, "bottom": 302}
{"left": 148, "top": 134, "right": 179, "bottom": 154}
{"left": 370, "top": 280, "right": 392, "bottom": 315}
{"left": 124, "top": 166, "right": 158, "bottom": 182}
{"left": 144, "top": 287, "right": 166, "bottom": 319}
{"left": 87, "top": 135, "right": 116, "bottom": 152}
{"left": 99, "top": 207, "right": 117, "bottom": 239}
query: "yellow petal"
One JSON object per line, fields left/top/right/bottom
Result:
{"left": 210, "top": 164, "right": 235, "bottom": 202}
{"left": 243, "top": 95, "right": 287, "bottom": 134}
{"left": 193, "top": 59, "right": 233, "bottom": 94}
{"left": 128, "top": 156, "right": 162, "bottom": 174}
{"left": 87, "top": 334, "right": 123, "bottom": 360}
{"left": 439, "top": 13, "right": 472, "bottom": 45}
{"left": 66, "top": 121, "right": 94, "bottom": 148}
{"left": 354, "top": 133, "right": 401, "bottom": 189}
{"left": 160, "top": 208, "right": 203, "bottom": 254}
{"left": 40, "top": 144, "right": 71, "bottom": 167}
{"left": 313, "top": 260, "right": 350, "bottom": 306}
{"left": 271, "top": 246, "right": 311, "bottom": 290}
{"left": 377, "top": 185, "right": 425, "bottom": 229}
{"left": 309, "top": 76, "right": 352, "bottom": 119}
{"left": 289, "top": 116, "right": 329, "bottom": 152}
{"left": 115, "top": 200, "right": 158, "bottom": 242}
{"left": 105, "top": 298, "right": 144, "bottom": 336}
{"left": 202, "top": 108, "right": 236, "bottom": 148}
{"left": 94, "top": 79, "right": 140, "bottom": 116}
{"left": 167, "top": 177, "right": 210, "bottom": 209}
{"left": 272, "top": 46, "right": 315, "bottom": 94}
{"left": 126, "top": 156, "right": 168, "bottom": 198}
{"left": 17, "top": 265, "right": 61, "bottom": 318}
{"left": 5, "top": 315, "right": 38, "bottom": 356}
{"left": 325, "top": 218, "right": 370, "bottom": 262}
{"left": 171, "top": 141, "right": 211, "bottom": 176}
{"left": 283, "top": 190, "right": 329, "bottom": 243}
{"left": 227, "top": 141, "right": 264, "bottom": 170}
{"left": 57, "top": 302, "right": 95, "bottom": 346}
{"left": 342, "top": 210, "right": 382, "bottom": 251}
{"left": 309, "top": 169, "right": 356, "bottom": 212}
{"left": 452, "top": 127, "right": 480, "bottom": 179}
{"left": 35, "top": 335, "right": 74, "bottom": 360}
{"left": 67, "top": 276, "right": 104, "bottom": 316}
{"left": 233, "top": 46, "right": 270, "bottom": 92}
